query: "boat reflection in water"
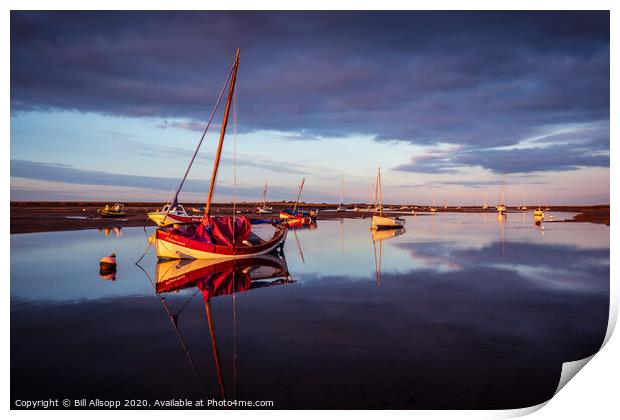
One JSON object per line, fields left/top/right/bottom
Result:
{"left": 154, "top": 252, "right": 293, "bottom": 400}
{"left": 497, "top": 212, "right": 506, "bottom": 255}
{"left": 99, "top": 227, "right": 123, "bottom": 237}
{"left": 371, "top": 227, "right": 406, "bottom": 287}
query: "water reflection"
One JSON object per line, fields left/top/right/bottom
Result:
{"left": 10, "top": 214, "right": 609, "bottom": 408}
{"left": 99, "top": 227, "right": 123, "bottom": 237}
{"left": 372, "top": 227, "right": 405, "bottom": 287}
{"left": 153, "top": 254, "right": 293, "bottom": 400}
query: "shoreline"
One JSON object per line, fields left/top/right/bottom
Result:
{"left": 10, "top": 202, "right": 609, "bottom": 235}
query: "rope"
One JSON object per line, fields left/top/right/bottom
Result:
{"left": 169, "top": 62, "right": 235, "bottom": 210}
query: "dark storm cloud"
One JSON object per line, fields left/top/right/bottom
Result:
{"left": 11, "top": 11, "right": 609, "bottom": 173}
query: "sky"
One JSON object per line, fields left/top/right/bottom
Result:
{"left": 10, "top": 11, "right": 610, "bottom": 205}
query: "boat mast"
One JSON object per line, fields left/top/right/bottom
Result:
{"left": 204, "top": 48, "right": 240, "bottom": 218}
{"left": 340, "top": 175, "right": 344, "bottom": 206}
{"left": 293, "top": 178, "right": 305, "bottom": 211}
{"left": 377, "top": 167, "right": 383, "bottom": 216}
{"left": 262, "top": 182, "right": 268, "bottom": 208}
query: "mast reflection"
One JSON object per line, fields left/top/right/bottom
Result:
{"left": 153, "top": 253, "right": 293, "bottom": 400}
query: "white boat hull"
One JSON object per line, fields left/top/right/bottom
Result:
{"left": 371, "top": 215, "right": 406, "bottom": 229}
{"left": 148, "top": 211, "right": 202, "bottom": 227}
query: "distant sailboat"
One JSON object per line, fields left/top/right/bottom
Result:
{"left": 482, "top": 194, "right": 489, "bottom": 210}
{"left": 279, "top": 178, "right": 318, "bottom": 223}
{"left": 256, "top": 182, "right": 273, "bottom": 214}
{"left": 430, "top": 191, "right": 437, "bottom": 213}
{"left": 371, "top": 167, "right": 405, "bottom": 230}
{"left": 336, "top": 175, "right": 346, "bottom": 212}
{"left": 520, "top": 192, "right": 528, "bottom": 211}
{"left": 533, "top": 201, "right": 545, "bottom": 224}
{"left": 496, "top": 177, "right": 507, "bottom": 215}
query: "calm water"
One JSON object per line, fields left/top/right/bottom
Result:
{"left": 11, "top": 212, "right": 609, "bottom": 409}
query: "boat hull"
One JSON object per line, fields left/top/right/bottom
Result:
{"left": 155, "top": 226, "right": 288, "bottom": 260}
{"left": 148, "top": 211, "right": 202, "bottom": 226}
{"left": 371, "top": 215, "right": 406, "bottom": 229}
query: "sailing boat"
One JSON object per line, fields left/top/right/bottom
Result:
{"left": 496, "top": 177, "right": 507, "bottom": 215}
{"left": 533, "top": 200, "right": 545, "bottom": 224}
{"left": 430, "top": 190, "right": 437, "bottom": 212}
{"left": 482, "top": 194, "right": 489, "bottom": 210}
{"left": 371, "top": 167, "right": 405, "bottom": 230}
{"left": 520, "top": 192, "right": 528, "bottom": 211}
{"left": 279, "top": 178, "right": 318, "bottom": 223}
{"left": 336, "top": 175, "right": 346, "bottom": 212}
{"left": 155, "top": 49, "right": 288, "bottom": 260}
{"left": 256, "top": 182, "right": 273, "bottom": 214}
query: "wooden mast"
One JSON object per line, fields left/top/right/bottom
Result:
{"left": 293, "top": 178, "right": 305, "bottom": 211}
{"left": 204, "top": 48, "right": 240, "bottom": 218}
{"left": 374, "top": 168, "right": 380, "bottom": 214}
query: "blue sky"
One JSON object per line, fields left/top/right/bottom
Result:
{"left": 10, "top": 11, "right": 610, "bottom": 205}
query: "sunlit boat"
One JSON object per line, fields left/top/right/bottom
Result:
{"left": 279, "top": 178, "right": 318, "bottom": 223}
{"left": 371, "top": 167, "right": 405, "bottom": 230}
{"left": 496, "top": 176, "right": 507, "bottom": 214}
{"left": 336, "top": 175, "right": 347, "bottom": 211}
{"left": 256, "top": 182, "right": 273, "bottom": 214}
{"left": 155, "top": 49, "right": 288, "bottom": 260}
{"left": 148, "top": 203, "right": 202, "bottom": 226}
{"left": 98, "top": 203, "right": 126, "bottom": 217}
{"left": 533, "top": 206, "right": 545, "bottom": 223}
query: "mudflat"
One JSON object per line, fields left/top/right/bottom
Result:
{"left": 10, "top": 202, "right": 609, "bottom": 234}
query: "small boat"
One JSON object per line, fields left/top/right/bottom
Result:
{"left": 336, "top": 175, "right": 347, "bottom": 211}
{"left": 256, "top": 182, "right": 274, "bottom": 214}
{"left": 430, "top": 190, "right": 437, "bottom": 212}
{"left": 533, "top": 206, "right": 545, "bottom": 223}
{"left": 482, "top": 195, "right": 489, "bottom": 210}
{"left": 371, "top": 167, "right": 405, "bottom": 230}
{"left": 98, "top": 203, "right": 126, "bottom": 217}
{"left": 279, "top": 178, "right": 318, "bottom": 223}
{"left": 148, "top": 203, "right": 202, "bottom": 226}
{"left": 155, "top": 49, "right": 288, "bottom": 260}
{"left": 496, "top": 176, "right": 507, "bottom": 214}
{"left": 279, "top": 208, "right": 318, "bottom": 224}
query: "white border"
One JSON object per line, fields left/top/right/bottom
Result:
{"left": 4, "top": 1, "right": 616, "bottom": 419}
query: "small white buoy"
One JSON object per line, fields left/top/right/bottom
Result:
{"left": 99, "top": 253, "right": 117, "bottom": 281}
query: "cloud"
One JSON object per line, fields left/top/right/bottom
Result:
{"left": 10, "top": 11, "right": 610, "bottom": 174}
{"left": 11, "top": 159, "right": 290, "bottom": 199}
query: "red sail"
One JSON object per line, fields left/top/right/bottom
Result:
{"left": 197, "top": 216, "right": 251, "bottom": 247}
